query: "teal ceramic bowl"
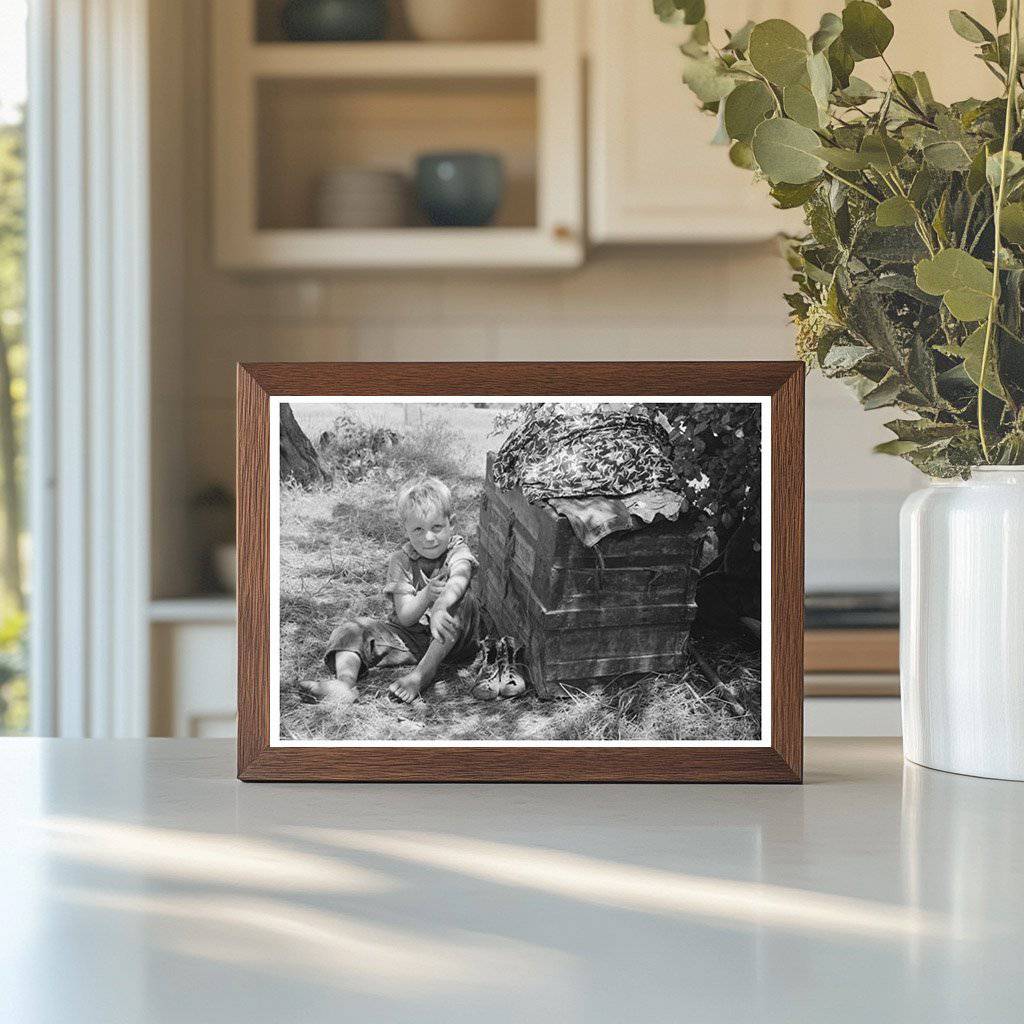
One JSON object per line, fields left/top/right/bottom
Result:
{"left": 280, "top": 0, "right": 388, "bottom": 42}
{"left": 415, "top": 152, "right": 505, "bottom": 227}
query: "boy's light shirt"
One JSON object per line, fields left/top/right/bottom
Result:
{"left": 384, "top": 534, "right": 478, "bottom": 626}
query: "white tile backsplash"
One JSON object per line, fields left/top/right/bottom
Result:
{"left": 177, "top": 249, "right": 918, "bottom": 593}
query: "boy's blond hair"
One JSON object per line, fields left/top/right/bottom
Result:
{"left": 396, "top": 476, "right": 453, "bottom": 523}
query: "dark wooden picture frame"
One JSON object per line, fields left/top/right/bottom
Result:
{"left": 237, "top": 362, "right": 804, "bottom": 782}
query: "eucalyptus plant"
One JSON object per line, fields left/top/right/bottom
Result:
{"left": 658, "top": 0, "right": 1024, "bottom": 474}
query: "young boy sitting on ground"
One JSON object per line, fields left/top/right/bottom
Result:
{"left": 299, "top": 476, "right": 480, "bottom": 706}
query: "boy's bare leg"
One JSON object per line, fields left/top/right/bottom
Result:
{"left": 299, "top": 651, "right": 361, "bottom": 704}
{"left": 389, "top": 635, "right": 456, "bottom": 704}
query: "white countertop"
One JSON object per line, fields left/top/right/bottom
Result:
{"left": 1, "top": 738, "right": 1021, "bottom": 1023}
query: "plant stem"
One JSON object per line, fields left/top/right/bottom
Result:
{"left": 821, "top": 167, "right": 879, "bottom": 203}
{"left": 979, "top": 0, "right": 1021, "bottom": 462}
{"left": 880, "top": 54, "right": 929, "bottom": 120}
{"left": 750, "top": 69, "right": 783, "bottom": 116}
{"left": 968, "top": 212, "right": 994, "bottom": 254}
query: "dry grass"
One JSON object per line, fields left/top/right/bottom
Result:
{"left": 278, "top": 403, "right": 761, "bottom": 743}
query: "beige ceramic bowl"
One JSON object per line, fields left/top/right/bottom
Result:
{"left": 404, "top": 0, "right": 534, "bottom": 42}
{"left": 314, "top": 168, "right": 409, "bottom": 228}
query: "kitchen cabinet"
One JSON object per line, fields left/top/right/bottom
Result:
{"left": 212, "top": 0, "right": 583, "bottom": 269}
{"left": 587, "top": 0, "right": 999, "bottom": 244}
{"left": 587, "top": 1, "right": 811, "bottom": 243}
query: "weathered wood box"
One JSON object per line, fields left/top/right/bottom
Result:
{"left": 477, "top": 455, "right": 706, "bottom": 697}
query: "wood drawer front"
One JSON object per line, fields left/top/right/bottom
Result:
{"left": 805, "top": 629, "right": 899, "bottom": 674}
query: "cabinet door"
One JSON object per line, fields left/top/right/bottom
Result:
{"left": 588, "top": 1, "right": 1003, "bottom": 245}
{"left": 588, "top": 1, "right": 814, "bottom": 243}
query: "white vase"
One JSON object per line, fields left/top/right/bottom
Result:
{"left": 900, "top": 467, "right": 1024, "bottom": 780}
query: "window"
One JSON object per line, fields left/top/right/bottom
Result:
{"left": 0, "top": 0, "right": 28, "bottom": 734}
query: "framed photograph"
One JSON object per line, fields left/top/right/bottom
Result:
{"left": 237, "top": 362, "right": 804, "bottom": 782}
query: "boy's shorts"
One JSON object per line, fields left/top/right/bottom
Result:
{"left": 323, "top": 591, "right": 480, "bottom": 676}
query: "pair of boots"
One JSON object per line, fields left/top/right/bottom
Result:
{"left": 470, "top": 636, "right": 528, "bottom": 701}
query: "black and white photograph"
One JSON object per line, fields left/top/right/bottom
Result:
{"left": 270, "top": 396, "right": 769, "bottom": 745}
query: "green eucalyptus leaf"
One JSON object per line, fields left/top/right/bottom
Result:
{"left": 681, "top": 0, "right": 705, "bottom": 25}
{"left": 842, "top": 1, "right": 894, "bottom": 60}
{"left": 870, "top": 273, "right": 938, "bottom": 306}
{"left": 908, "top": 335, "right": 941, "bottom": 402}
{"left": 770, "top": 179, "right": 821, "bottom": 208}
{"left": 808, "top": 196, "right": 840, "bottom": 247}
{"left": 860, "top": 132, "right": 905, "bottom": 172}
{"left": 986, "top": 150, "right": 1024, "bottom": 190}
{"left": 999, "top": 202, "right": 1024, "bottom": 242}
{"left": 892, "top": 72, "right": 919, "bottom": 102}
{"left": 915, "top": 248, "right": 994, "bottom": 321}
{"left": 993, "top": 0, "right": 1008, "bottom": 24}
{"left": 862, "top": 374, "right": 903, "bottom": 410}
{"left": 729, "top": 140, "right": 758, "bottom": 169}
{"left": 980, "top": 33, "right": 1014, "bottom": 72}
{"left": 783, "top": 83, "right": 822, "bottom": 128}
{"left": 951, "top": 194, "right": 988, "bottom": 255}
{"left": 948, "top": 10, "right": 994, "bottom": 44}
{"left": 822, "top": 341, "right": 873, "bottom": 374}
{"left": 748, "top": 19, "right": 810, "bottom": 87}
{"left": 854, "top": 225, "right": 929, "bottom": 263}
{"left": 932, "top": 190, "right": 951, "bottom": 246}
{"left": 885, "top": 419, "right": 963, "bottom": 443}
{"left": 847, "top": 283, "right": 911, "bottom": 371}
{"left": 814, "top": 145, "right": 872, "bottom": 170}
{"left": 682, "top": 55, "right": 737, "bottom": 103}
{"left": 653, "top": 0, "right": 677, "bottom": 23}
{"left": 807, "top": 51, "right": 833, "bottom": 110}
{"left": 875, "top": 196, "right": 918, "bottom": 228}
{"left": 810, "top": 12, "right": 843, "bottom": 54}
{"left": 723, "top": 80, "right": 775, "bottom": 143}
{"left": 923, "top": 141, "right": 973, "bottom": 171}
{"left": 967, "top": 143, "right": 993, "bottom": 193}
{"left": 724, "top": 20, "right": 756, "bottom": 53}
{"left": 937, "top": 362, "right": 979, "bottom": 409}
{"left": 959, "top": 324, "right": 1007, "bottom": 398}
{"left": 835, "top": 76, "right": 878, "bottom": 105}
{"left": 912, "top": 71, "right": 935, "bottom": 105}
{"left": 690, "top": 20, "right": 711, "bottom": 46}
{"left": 752, "top": 116, "right": 827, "bottom": 184}
{"left": 874, "top": 438, "right": 921, "bottom": 455}
{"left": 711, "top": 107, "right": 731, "bottom": 145}
{"left": 654, "top": 0, "right": 705, "bottom": 25}
{"left": 816, "top": 328, "right": 839, "bottom": 365}
{"left": 909, "top": 165, "right": 937, "bottom": 205}
{"left": 827, "top": 35, "right": 855, "bottom": 89}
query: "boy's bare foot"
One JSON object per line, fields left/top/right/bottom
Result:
{"left": 297, "top": 678, "right": 358, "bottom": 704}
{"left": 388, "top": 672, "right": 426, "bottom": 704}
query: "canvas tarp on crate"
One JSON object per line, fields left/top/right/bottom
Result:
{"left": 478, "top": 454, "right": 706, "bottom": 698}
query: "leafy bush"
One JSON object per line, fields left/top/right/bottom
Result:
{"left": 649, "top": 402, "right": 761, "bottom": 535}
{"left": 660, "top": 0, "right": 1024, "bottom": 475}
{"left": 315, "top": 415, "right": 400, "bottom": 481}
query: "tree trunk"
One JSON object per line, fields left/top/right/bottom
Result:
{"left": 280, "top": 402, "right": 331, "bottom": 488}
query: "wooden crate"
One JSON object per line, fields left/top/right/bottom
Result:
{"left": 478, "top": 455, "right": 705, "bottom": 697}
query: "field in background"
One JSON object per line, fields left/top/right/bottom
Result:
{"left": 278, "top": 401, "right": 760, "bottom": 742}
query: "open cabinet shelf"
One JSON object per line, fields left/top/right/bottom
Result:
{"left": 212, "top": 0, "right": 583, "bottom": 269}
{"left": 248, "top": 41, "right": 546, "bottom": 78}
